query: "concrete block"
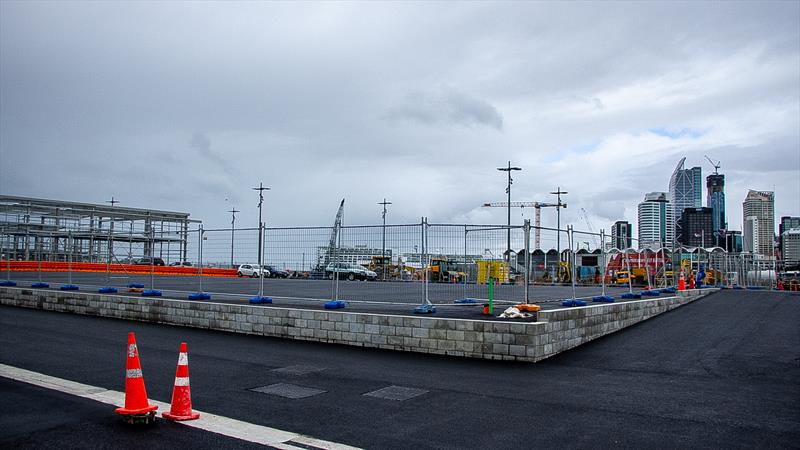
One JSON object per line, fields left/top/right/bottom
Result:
{"left": 403, "top": 337, "right": 420, "bottom": 347}
{"left": 509, "top": 345, "right": 526, "bottom": 357}
{"left": 437, "top": 339, "right": 456, "bottom": 351}
{"left": 430, "top": 329, "right": 446, "bottom": 340}
{"left": 412, "top": 328, "right": 429, "bottom": 339}
{"left": 446, "top": 330, "right": 465, "bottom": 341}
{"left": 396, "top": 326, "right": 412, "bottom": 337}
{"left": 365, "top": 324, "right": 380, "bottom": 334}
{"left": 492, "top": 344, "right": 509, "bottom": 355}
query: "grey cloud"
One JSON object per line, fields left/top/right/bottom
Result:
{"left": 385, "top": 89, "right": 504, "bottom": 130}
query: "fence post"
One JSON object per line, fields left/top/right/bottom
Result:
{"left": 199, "top": 225, "right": 204, "bottom": 293}
{"left": 600, "top": 229, "right": 607, "bottom": 296}
{"left": 414, "top": 217, "right": 435, "bottom": 314}
{"left": 523, "top": 219, "right": 530, "bottom": 304}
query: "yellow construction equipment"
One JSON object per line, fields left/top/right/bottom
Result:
{"left": 477, "top": 260, "right": 509, "bottom": 284}
{"left": 429, "top": 257, "right": 467, "bottom": 283}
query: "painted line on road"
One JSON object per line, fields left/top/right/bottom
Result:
{"left": 0, "top": 363, "right": 360, "bottom": 450}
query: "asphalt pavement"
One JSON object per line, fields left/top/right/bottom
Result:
{"left": 1, "top": 289, "right": 798, "bottom": 449}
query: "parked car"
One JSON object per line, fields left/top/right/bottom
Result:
{"left": 262, "top": 265, "right": 289, "bottom": 278}
{"left": 324, "top": 263, "right": 377, "bottom": 281}
{"left": 135, "top": 257, "right": 165, "bottom": 266}
{"left": 237, "top": 264, "right": 269, "bottom": 278}
{"left": 169, "top": 261, "right": 193, "bottom": 267}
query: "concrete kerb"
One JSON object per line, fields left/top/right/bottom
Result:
{"left": 0, "top": 287, "right": 717, "bottom": 363}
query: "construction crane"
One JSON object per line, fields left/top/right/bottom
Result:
{"left": 322, "top": 199, "right": 345, "bottom": 269}
{"left": 705, "top": 155, "right": 721, "bottom": 175}
{"left": 579, "top": 207, "right": 600, "bottom": 249}
{"left": 482, "top": 201, "right": 566, "bottom": 249}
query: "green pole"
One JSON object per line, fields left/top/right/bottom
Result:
{"left": 488, "top": 277, "right": 494, "bottom": 315}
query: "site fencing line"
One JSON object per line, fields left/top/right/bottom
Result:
{"left": 2, "top": 220, "right": 793, "bottom": 306}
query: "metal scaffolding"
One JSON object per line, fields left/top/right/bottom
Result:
{"left": 0, "top": 195, "right": 197, "bottom": 263}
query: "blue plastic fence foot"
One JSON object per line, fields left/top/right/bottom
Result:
{"left": 249, "top": 295, "right": 272, "bottom": 304}
{"left": 98, "top": 287, "right": 118, "bottom": 293}
{"left": 324, "top": 300, "right": 346, "bottom": 309}
{"left": 141, "top": 289, "right": 162, "bottom": 297}
{"left": 414, "top": 304, "right": 437, "bottom": 314}
{"left": 189, "top": 292, "right": 211, "bottom": 300}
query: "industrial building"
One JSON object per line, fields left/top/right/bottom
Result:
{"left": 0, "top": 195, "right": 194, "bottom": 263}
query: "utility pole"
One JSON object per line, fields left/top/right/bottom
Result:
{"left": 252, "top": 182, "right": 270, "bottom": 267}
{"left": 105, "top": 197, "right": 119, "bottom": 263}
{"left": 497, "top": 161, "right": 522, "bottom": 261}
{"left": 550, "top": 187, "right": 568, "bottom": 258}
{"left": 379, "top": 198, "right": 392, "bottom": 281}
{"left": 228, "top": 207, "right": 239, "bottom": 268}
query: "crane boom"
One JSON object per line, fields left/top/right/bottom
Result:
{"left": 324, "top": 199, "right": 345, "bottom": 268}
{"left": 704, "top": 155, "right": 721, "bottom": 175}
{"left": 580, "top": 208, "right": 600, "bottom": 249}
{"left": 482, "top": 201, "right": 566, "bottom": 249}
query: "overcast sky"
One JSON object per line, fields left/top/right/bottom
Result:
{"left": 1, "top": 1, "right": 798, "bottom": 235}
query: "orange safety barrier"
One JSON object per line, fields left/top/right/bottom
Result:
{"left": 1, "top": 261, "right": 237, "bottom": 277}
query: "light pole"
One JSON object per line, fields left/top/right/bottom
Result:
{"left": 252, "top": 182, "right": 270, "bottom": 268}
{"left": 379, "top": 198, "right": 392, "bottom": 281}
{"left": 228, "top": 207, "right": 239, "bottom": 268}
{"left": 497, "top": 161, "right": 522, "bottom": 261}
{"left": 550, "top": 187, "right": 568, "bottom": 260}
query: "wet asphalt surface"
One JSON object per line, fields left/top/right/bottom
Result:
{"left": 1, "top": 289, "right": 798, "bottom": 449}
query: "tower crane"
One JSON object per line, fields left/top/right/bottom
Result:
{"left": 322, "top": 199, "right": 345, "bottom": 269}
{"left": 579, "top": 208, "right": 600, "bottom": 249}
{"left": 704, "top": 155, "right": 721, "bottom": 175}
{"left": 482, "top": 201, "right": 566, "bottom": 249}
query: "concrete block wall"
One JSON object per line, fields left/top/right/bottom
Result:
{"left": 0, "top": 287, "right": 713, "bottom": 362}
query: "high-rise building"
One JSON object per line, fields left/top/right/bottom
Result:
{"left": 742, "top": 190, "right": 775, "bottom": 256}
{"left": 611, "top": 220, "right": 633, "bottom": 249}
{"left": 669, "top": 157, "right": 702, "bottom": 240}
{"left": 637, "top": 192, "right": 675, "bottom": 249}
{"left": 780, "top": 217, "right": 800, "bottom": 266}
{"left": 706, "top": 173, "right": 726, "bottom": 245}
{"left": 779, "top": 216, "right": 800, "bottom": 246}
{"left": 679, "top": 207, "right": 714, "bottom": 247}
{"left": 743, "top": 216, "right": 759, "bottom": 254}
{"left": 782, "top": 229, "right": 800, "bottom": 268}
{"left": 724, "top": 230, "right": 743, "bottom": 253}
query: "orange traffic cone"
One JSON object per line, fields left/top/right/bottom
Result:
{"left": 163, "top": 342, "right": 200, "bottom": 421}
{"left": 678, "top": 272, "right": 685, "bottom": 291}
{"left": 689, "top": 275, "right": 695, "bottom": 290}
{"left": 115, "top": 332, "right": 158, "bottom": 421}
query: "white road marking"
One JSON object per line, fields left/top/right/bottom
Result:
{"left": 0, "top": 363, "right": 360, "bottom": 450}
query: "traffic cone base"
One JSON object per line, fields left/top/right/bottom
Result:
{"left": 163, "top": 410, "right": 200, "bottom": 421}
{"left": 163, "top": 342, "right": 200, "bottom": 421}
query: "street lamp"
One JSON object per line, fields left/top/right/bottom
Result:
{"left": 497, "top": 161, "right": 522, "bottom": 261}
{"left": 252, "top": 182, "right": 270, "bottom": 268}
{"left": 378, "top": 199, "right": 392, "bottom": 281}
{"left": 228, "top": 207, "right": 239, "bottom": 268}
{"left": 549, "top": 187, "right": 568, "bottom": 255}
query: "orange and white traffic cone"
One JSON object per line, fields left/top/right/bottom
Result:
{"left": 678, "top": 272, "right": 685, "bottom": 291}
{"left": 115, "top": 332, "right": 158, "bottom": 422}
{"left": 163, "top": 342, "right": 200, "bottom": 421}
